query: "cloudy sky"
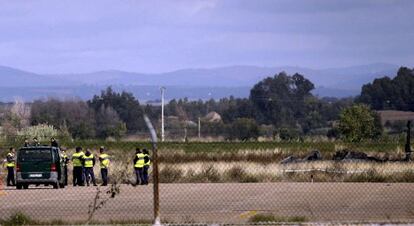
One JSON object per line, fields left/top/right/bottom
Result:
{"left": 0, "top": 0, "right": 413, "bottom": 74}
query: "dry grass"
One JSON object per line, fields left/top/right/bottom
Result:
{"left": 249, "top": 214, "right": 308, "bottom": 223}
{"left": 158, "top": 148, "right": 287, "bottom": 163}
{"left": 157, "top": 161, "right": 414, "bottom": 183}
{"left": 63, "top": 148, "right": 414, "bottom": 184}
{"left": 0, "top": 212, "right": 152, "bottom": 225}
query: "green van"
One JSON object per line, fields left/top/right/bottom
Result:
{"left": 16, "top": 146, "right": 66, "bottom": 189}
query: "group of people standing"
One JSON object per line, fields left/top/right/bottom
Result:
{"left": 70, "top": 146, "right": 151, "bottom": 186}
{"left": 3, "top": 137, "right": 152, "bottom": 187}
{"left": 133, "top": 148, "right": 151, "bottom": 185}
{"left": 71, "top": 146, "right": 110, "bottom": 186}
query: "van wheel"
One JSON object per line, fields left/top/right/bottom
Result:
{"left": 53, "top": 183, "right": 59, "bottom": 189}
{"left": 23, "top": 184, "right": 29, "bottom": 189}
{"left": 16, "top": 184, "right": 22, "bottom": 190}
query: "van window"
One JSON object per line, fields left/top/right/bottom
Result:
{"left": 19, "top": 149, "right": 52, "bottom": 162}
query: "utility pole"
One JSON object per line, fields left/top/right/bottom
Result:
{"left": 160, "top": 87, "right": 165, "bottom": 142}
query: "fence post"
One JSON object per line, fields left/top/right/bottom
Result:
{"left": 152, "top": 144, "right": 160, "bottom": 225}
{"left": 143, "top": 115, "right": 160, "bottom": 225}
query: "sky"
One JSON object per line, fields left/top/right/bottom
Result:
{"left": 0, "top": 0, "right": 413, "bottom": 74}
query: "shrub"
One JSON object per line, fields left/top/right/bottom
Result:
{"left": 159, "top": 167, "right": 184, "bottom": 183}
{"left": 395, "top": 171, "right": 414, "bottom": 182}
{"left": 226, "top": 165, "right": 247, "bottom": 181}
{"left": 249, "top": 214, "right": 307, "bottom": 223}
{"left": 200, "top": 164, "right": 221, "bottom": 182}
{"left": 1, "top": 212, "right": 33, "bottom": 226}
{"left": 225, "top": 166, "right": 260, "bottom": 183}
{"left": 17, "top": 124, "right": 59, "bottom": 142}
{"left": 338, "top": 104, "right": 382, "bottom": 142}
{"left": 344, "top": 169, "right": 388, "bottom": 182}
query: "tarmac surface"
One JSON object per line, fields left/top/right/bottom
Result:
{"left": 1, "top": 183, "right": 414, "bottom": 224}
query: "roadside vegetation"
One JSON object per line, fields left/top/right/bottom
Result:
{"left": 0, "top": 212, "right": 151, "bottom": 225}
{"left": 249, "top": 214, "right": 307, "bottom": 223}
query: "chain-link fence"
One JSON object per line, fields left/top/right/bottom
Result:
{"left": 1, "top": 138, "right": 414, "bottom": 225}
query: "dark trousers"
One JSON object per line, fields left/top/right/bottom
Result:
{"left": 82, "top": 168, "right": 86, "bottom": 182}
{"left": 135, "top": 168, "right": 144, "bottom": 185}
{"left": 143, "top": 166, "right": 150, "bottom": 184}
{"left": 84, "top": 167, "right": 96, "bottom": 186}
{"left": 7, "top": 167, "right": 15, "bottom": 186}
{"left": 100, "top": 168, "right": 108, "bottom": 185}
{"left": 73, "top": 167, "right": 84, "bottom": 186}
{"left": 64, "top": 165, "right": 68, "bottom": 185}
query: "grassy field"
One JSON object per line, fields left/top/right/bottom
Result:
{"left": 0, "top": 139, "right": 406, "bottom": 154}
{"left": 57, "top": 149, "right": 414, "bottom": 184}
{"left": 1, "top": 140, "right": 412, "bottom": 183}
{"left": 66, "top": 140, "right": 403, "bottom": 154}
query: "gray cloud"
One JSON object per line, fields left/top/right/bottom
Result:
{"left": 0, "top": 0, "right": 412, "bottom": 73}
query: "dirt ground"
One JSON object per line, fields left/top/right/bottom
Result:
{"left": 1, "top": 183, "right": 414, "bottom": 224}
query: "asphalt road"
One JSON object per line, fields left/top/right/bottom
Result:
{"left": 1, "top": 183, "right": 414, "bottom": 224}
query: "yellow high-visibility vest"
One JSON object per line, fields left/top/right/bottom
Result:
{"left": 144, "top": 153, "right": 151, "bottom": 166}
{"left": 83, "top": 154, "right": 94, "bottom": 168}
{"left": 6, "top": 152, "right": 15, "bottom": 167}
{"left": 99, "top": 153, "right": 110, "bottom": 169}
{"left": 72, "top": 152, "right": 84, "bottom": 167}
{"left": 134, "top": 153, "right": 145, "bottom": 168}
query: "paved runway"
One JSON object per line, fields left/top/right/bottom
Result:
{"left": 1, "top": 183, "right": 414, "bottom": 224}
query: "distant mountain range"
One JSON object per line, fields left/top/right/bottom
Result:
{"left": 0, "top": 63, "right": 401, "bottom": 102}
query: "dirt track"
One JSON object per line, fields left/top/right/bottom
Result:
{"left": 1, "top": 183, "right": 414, "bottom": 224}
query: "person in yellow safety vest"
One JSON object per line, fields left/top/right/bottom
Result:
{"left": 142, "top": 149, "right": 151, "bottom": 185}
{"left": 5, "top": 147, "right": 16, "bottom": 186}
{"left": 83, "top": 149, "right": 97, "bottom": 186}
{"left": 98, "top": 146, "right": 110, "bottom": 186}
{"left": 72, "top": 147, "right": 85, "bottom": 186}
{"left": 133, "top": 148, "right": 145, "bottom": 186}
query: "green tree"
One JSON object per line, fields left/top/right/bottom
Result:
{"left": 17, "top": 124, "right": 59, "bottom": 142}
{"left": 250, "top": 72, "right": 314, "bottom": 128}
{"left": 88, "top": 87, "right": 145, "bottom": 133}
{"left": 358, "top": 67, "right": 414, "bottom": 111}
{"left": 338, "top": 104, "right": 382, "bottom": 142}
{"left": 226, "top": 118, "right": 259, "bottom": 141}
{"left": 30, "top": 99, "right": 96, "bottom": 139}
{"left": 95, "top": 106, "right": 127, "bottom": 139}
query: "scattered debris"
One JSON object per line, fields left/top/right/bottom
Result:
{"left": 303, "top": 150, "right": 322, "bottom": 161}
{"left": 280, "top": 155, "right": 301, "bottom": 164}
{"left": 333, "top": 149, "right": 385, "bottom": 162}
{"left": 281, "top": 150, "right": 322, "bottom": 164}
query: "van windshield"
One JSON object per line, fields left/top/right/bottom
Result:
{"left": 19, "top": 149, "right": 52, "bottom": 162}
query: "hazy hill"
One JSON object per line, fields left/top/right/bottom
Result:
{"left": 0, "top": 63, "right": 401, "bottom": 101}
{"left": 0, "top": 66, "right": 78, "bottom": 87}
{"left": 53, "top": 63, "right": 399, "bottom": 90}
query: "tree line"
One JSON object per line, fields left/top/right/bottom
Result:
{"left": 0, "top": 67, "right": 413, "bottom": 141}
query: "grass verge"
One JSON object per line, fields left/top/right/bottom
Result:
{"left": 0, "top": 212, "right": 152, "bottom": 225}
{"left": 249, "top": 214, "right": 307, "bottom": 223}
